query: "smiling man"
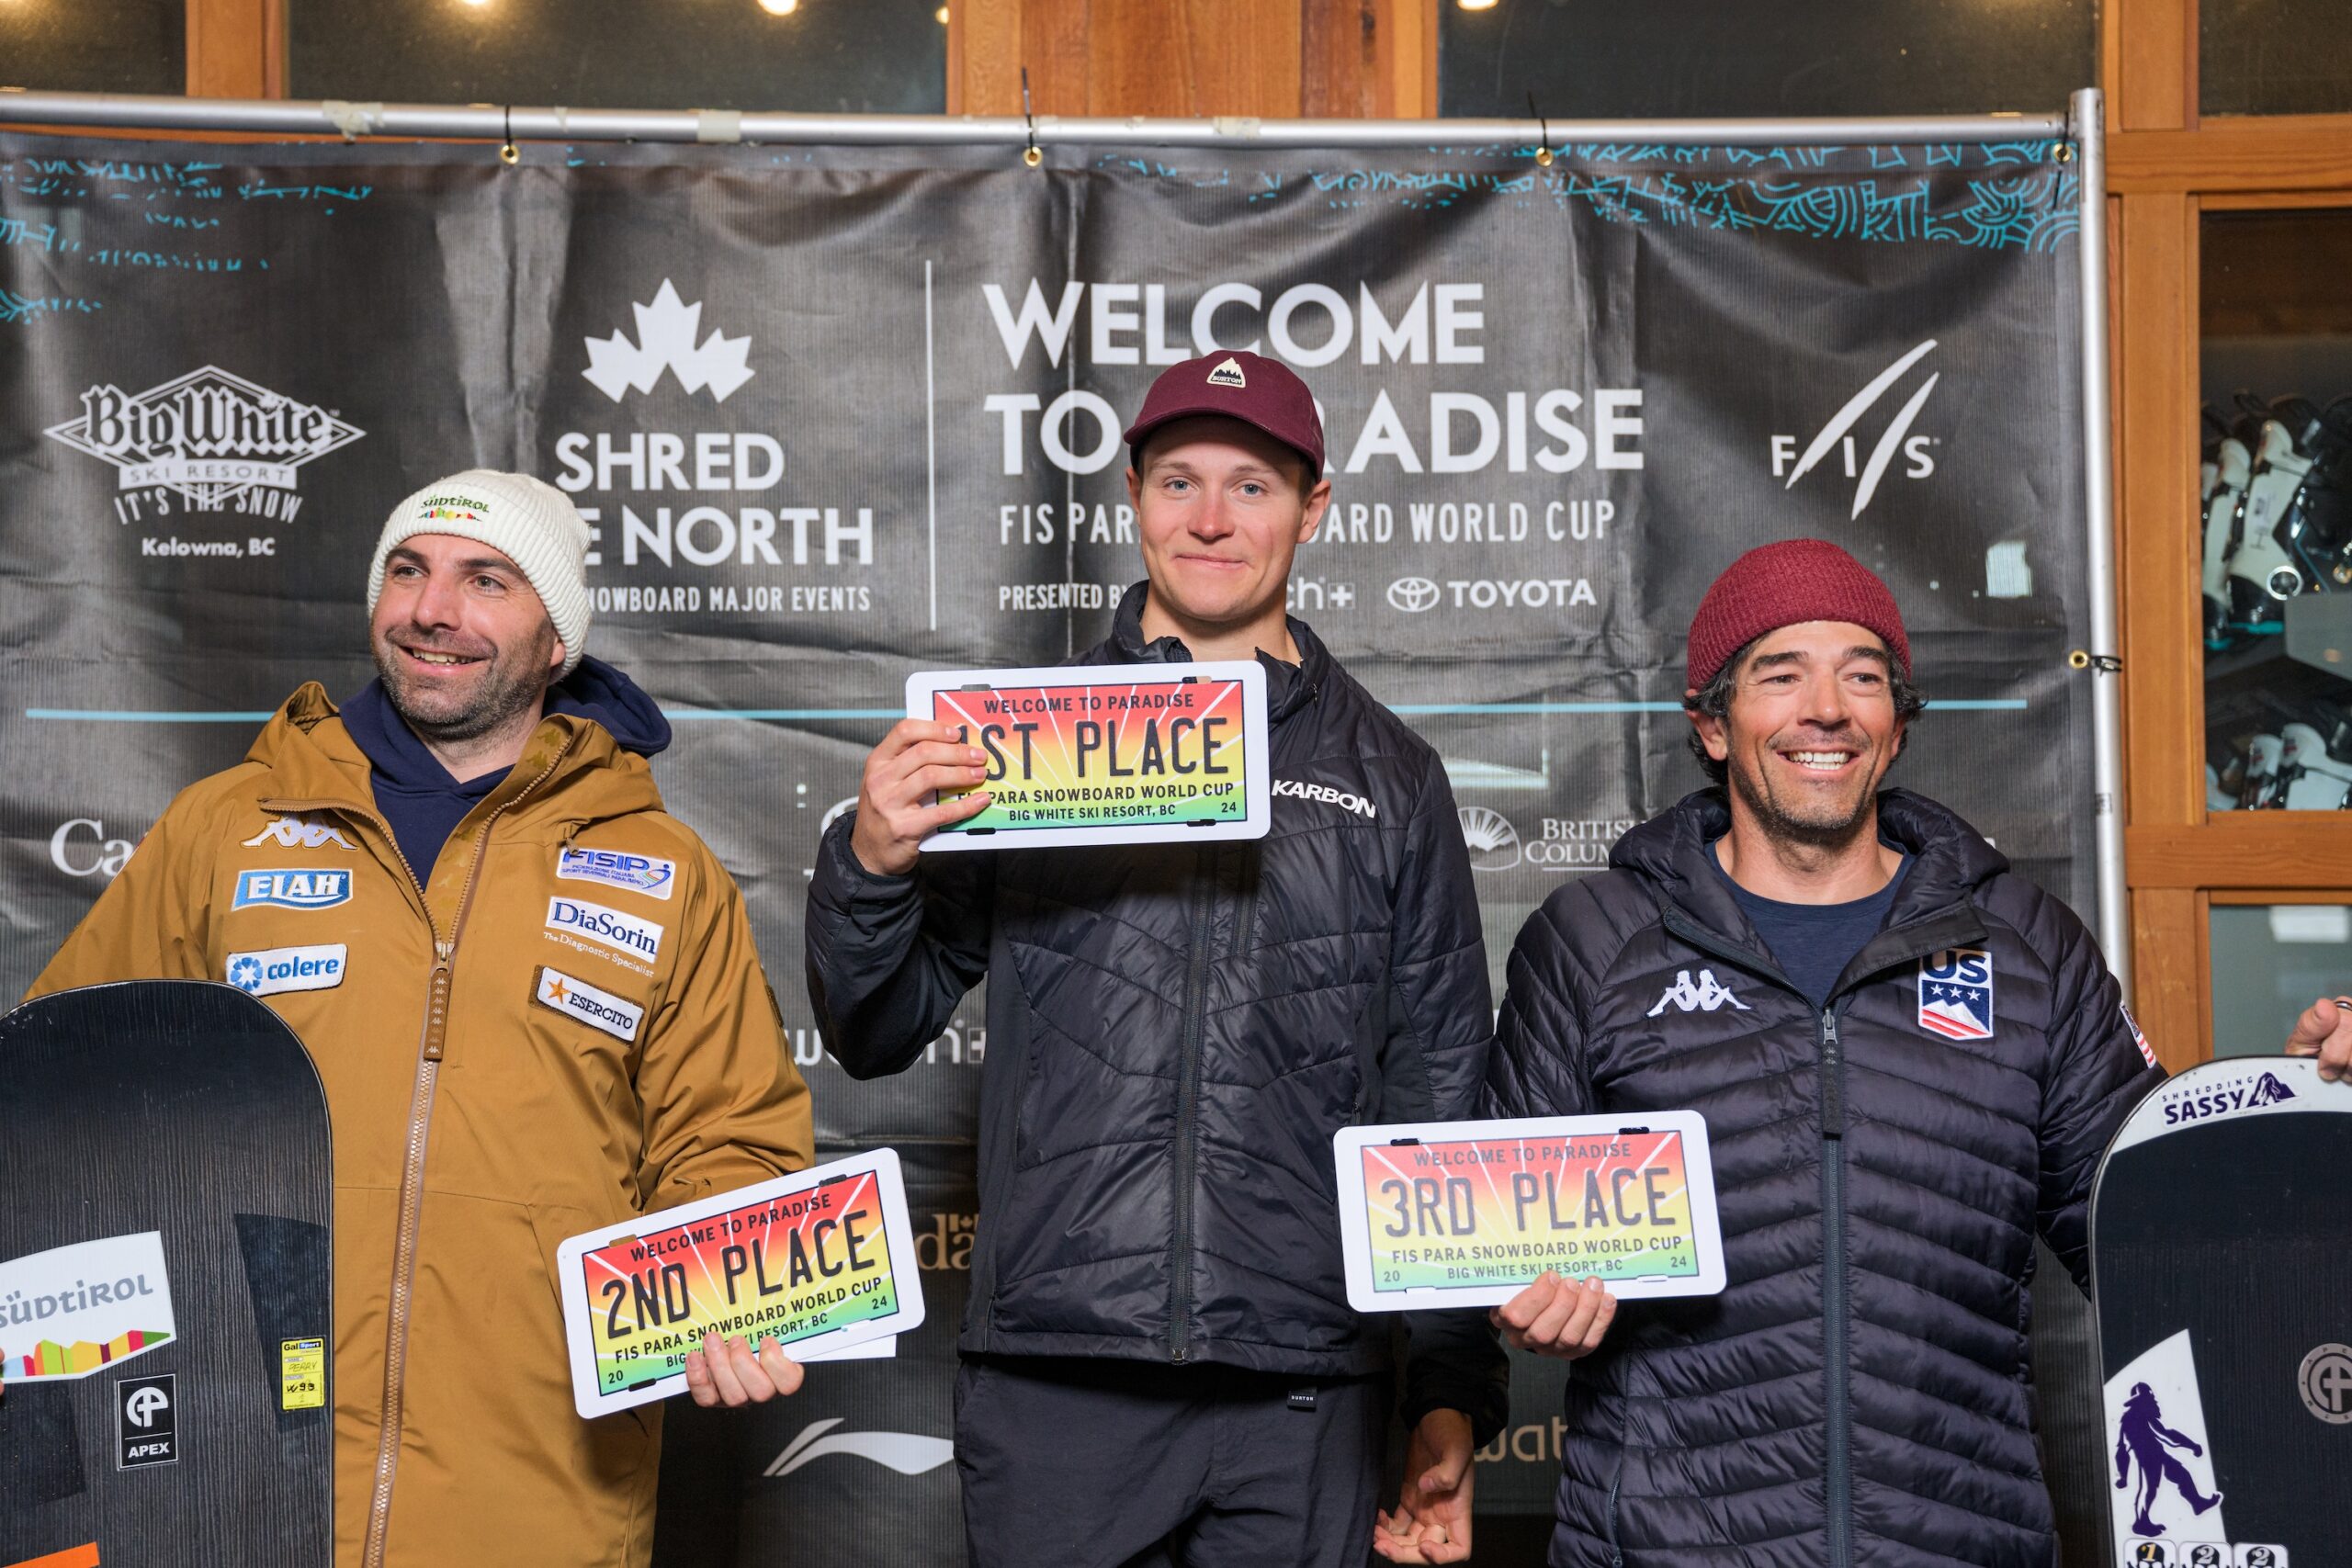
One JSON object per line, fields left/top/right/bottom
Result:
{"left": 27, "top": 469, "right": 813, "bottom": 1568}
{"left": 806, "top": 352, "right": 1510, "bottom": 1568}
{"left": 1484, "top": 539, "right": 2165, "bottom": 1567}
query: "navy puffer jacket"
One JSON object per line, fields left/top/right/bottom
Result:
{"left": 1486, "top": 788, "right": 2160, "bottom": 1568}
{"left": 807, "top": 584, "right": 1508, "bottom": 1438}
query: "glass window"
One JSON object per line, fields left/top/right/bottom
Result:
{"left": 0, "top": 0, "right": 186, "bottom": 96}
{"left": 1439, "top": 0, "right": 2097, "bottom": 119}
{"left": 2199, "top": 209, "right": 2352, "bottom": 818}
{"left": 2210, "top": 903, "right": 2351, "bottom": 1057}
{"left": 289, "top": 0, "right": 945, "bottom": 114}
{"left": 2202, "top": 0, "right": 2352, "bottom": 117}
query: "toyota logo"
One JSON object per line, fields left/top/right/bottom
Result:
{"left": 1387, "top": 577, "right": 1440, "bottom": 613}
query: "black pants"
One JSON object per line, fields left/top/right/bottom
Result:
{"left": 954, "top": 1355, "right": 1391, "bottom": 1568}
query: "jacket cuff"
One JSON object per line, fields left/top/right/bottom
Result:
{"left": 1399, "top": 1311, "right": 1511, "bottom": 1449}
{"left": 811, "top": 809, "right": 919, "bottom": 916}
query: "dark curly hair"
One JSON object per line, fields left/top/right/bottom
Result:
{"left": 1681, "top": 634, "right": 1928, "bottom": 785}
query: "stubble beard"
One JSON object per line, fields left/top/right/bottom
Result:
{"left": 374, "top": 626, "right": 555, "bottom": 745}
{"left": 1727, "top": 739, "right": 1880, "bottom": 855}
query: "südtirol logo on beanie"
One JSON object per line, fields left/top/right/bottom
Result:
{"left": 367, "top": 469, "right": 593, "bottom": 676}
{"left": 1685, "top": 538, "right": 1911, "bottom": 692}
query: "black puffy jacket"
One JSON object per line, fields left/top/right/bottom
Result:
{"left": 1486, "top": 788, "right": 2161, "bottom": 1568}
{"left": 806, "top": 583, "right": 1507, "bottom": 1434}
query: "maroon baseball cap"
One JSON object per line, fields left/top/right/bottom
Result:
{"left": 1123, "top": 350, "right": 1325, "bottom": 477}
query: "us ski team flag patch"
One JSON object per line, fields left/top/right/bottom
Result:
{"left": 1917, "top": 948, "right": 1996, "bottom": 1041}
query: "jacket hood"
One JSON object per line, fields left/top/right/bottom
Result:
{"left": 545, "top": 655, "right": 672, "bottom": 758}
{"left": 1105, "top": 579, "right": 1327, "bottom": 725}
{"left": 1612, "top": 785, "right": 2010, "bottom": 944}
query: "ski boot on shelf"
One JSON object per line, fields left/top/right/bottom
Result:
{"left": 2290, "top": 397, "right": 2352, "bottom": 595}
{"left": 2276, "top": 722, "right": 2352, "bottom": 810}
{"left": 2203, "top": 435, "right": 2253, "bottom": 649}
{"left": 2221, "top": 418, "right": 2316, "bottom": 637}
{"left": 2240, "top": 732, "right": 2286, "bottom": 809}
{"left": 2207, "top": 761, "right": 2240, "bottom": 812}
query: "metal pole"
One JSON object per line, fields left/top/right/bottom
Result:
{"left": 2070, "top": 86, "right": 2132, "bottom": 996}
{"left": 0, "top": 88, "right": 2067, "bottom": 149}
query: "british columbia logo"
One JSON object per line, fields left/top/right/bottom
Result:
{"left": 46, "top": 366, "right": 365, "bottom": 523}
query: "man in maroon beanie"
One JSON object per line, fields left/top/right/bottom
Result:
{"left": 1482, "top": 539, "right": 2165, "bottom": 1567}
{"left": 808, "top": 351, "right": 1529, "bottom": 1567}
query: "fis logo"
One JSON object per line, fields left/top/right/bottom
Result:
{"left": 226, "top": 943, "right": 347, "bottom": 998}
{"left": 1917, "top": 948, "right": 1995, "bottom": 1041}
{"left": 557, "top": 846, "right": 678, "bottom": 900}
{"left": 232, "top": 869, "right": 352, "bottom": 910}
{"left": 1647, "top": 968, "right": 1749, "bottom": 1017}
{"left": 582, "top": 280, "right": 753, "bottom": 403}
{"left": 546, "top": 897, "right": 664, "bottom": 960}
{"left": 243, "top": 816, "right": 355, "bottom": 852}
{"left": 2159, "top": 1069, "right": 2296, "bottom": 1128}
{"left": 532, "top": 965, "right": 644, "bottom": 1043}
{"left": 1769, "top": 339, "right": 1940, "bottom": 519}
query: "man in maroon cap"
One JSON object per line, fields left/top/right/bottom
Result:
{"left": 807, "top": 352, "right": 1516, "bottom": 1566}
{"left": 1480, "top": 539, "right": 2165, "bottom": 1567}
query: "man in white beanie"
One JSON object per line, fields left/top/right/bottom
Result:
{"left": 27, "top": 469, "right": 815, "bottom": 1568}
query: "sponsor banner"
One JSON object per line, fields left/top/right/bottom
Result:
{"left": 555, "top": 1149, "right": 923, "bottom": 1418}
{"left": 910, "top": 662, "right": 1269, "bottom": 847}
{"left": 0, "top": 131, "right": 2101, "bottom": 1558}
{"left": 0, "top": 1232, "right": 177, "bottom": 1381}
{"left": 1334, "top": 1113, "right": 1724, "bottom": 1310}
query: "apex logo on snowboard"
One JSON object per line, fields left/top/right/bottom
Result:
{"left": 232, "top": 869, "right": 352, "bottom": 910}
{"left": 1647, "top": 968, "right": 1749, "bottom": 1017}
{"left": 1917, "top": 948, "right": 1995, "bottom": 1041}
{"left": 116, "top": 1371, "right": 178, "bottom": 1470}
{"left": 2157, "top": 1068, "right": 2297, "bottom": 1129}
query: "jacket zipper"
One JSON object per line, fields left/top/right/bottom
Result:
{"left": 276, "top": 743, "right": 571, "bottom": 1568}
{"left": 1167, "top": 846, "right": 1218, "bottom": 1363}
{"left": 1819, "top": 1004, "right": 1852, "bottom": 1568}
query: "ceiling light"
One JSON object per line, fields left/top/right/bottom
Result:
{"left": 759, "top": 0, "right": 799, "bottom": 14}
{"left": 936, "top": 5, "right": 949, "bottom": 21}
{"left": 1457, "top": 0, "right": 1499, "bottom": 9}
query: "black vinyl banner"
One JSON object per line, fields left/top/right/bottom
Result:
{"left": 1, "top": 132, "right": 2098, "bottom": 1562}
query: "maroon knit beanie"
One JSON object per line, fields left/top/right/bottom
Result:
{"left": 1685, "top": 539, "right": 1910, "bottom": 693}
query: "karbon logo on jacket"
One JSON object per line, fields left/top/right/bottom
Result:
{"left": 1646, "top": 968, "right": 1749, "bottom": 1017}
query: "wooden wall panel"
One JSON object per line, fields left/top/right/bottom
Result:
{"left": 2130, "top": 887, "right": 2208, "bottom": 1072}
{"left": 2112, "top": 0, "right": 2193, "bottom": 131}
{"left": 186, "top": 0, "right": 278, "bottom": 99}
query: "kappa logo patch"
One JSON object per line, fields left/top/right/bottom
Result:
{"left": 557, "top": 846, "right": 677, "bottom": 900}
{"left": 232, "top": 868, "right": 351, "bottom": 910}
{"left": 1646, "top": 968, "right": 1749, "bottom": 1016}
{"left": 243, "top": 816, "right": 354, "bottom": 851}
{"left": 532, "top": 965, "right": 644, "bottom": 1043}
{"left": 1917, "top": 948, "right": 1995, "bottom": 1041}
{"left": 227, "top": 943, "right": 346, "bottom": 998}
{"left": 1205, "top": 355, "right": 1248, "bottom": 389}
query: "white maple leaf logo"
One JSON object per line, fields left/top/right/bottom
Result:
{"left": 582, "top": 280, "right": 755, "bottom": 403}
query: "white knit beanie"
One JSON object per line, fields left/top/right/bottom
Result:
{"left": 367, "top": 469, "right": 593, "bottom": 677}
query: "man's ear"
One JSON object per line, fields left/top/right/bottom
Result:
{"left": 1686, "top": 694, "right": 1728, "bottom": 763}
{"left": 1297, "top": 475, "right": 1333, "bottom": 546}
{"left": 548, "top": 633, "right": 568, "bottom": 676}
{"left": 1125, "top": 464, "right": 1143, "bottom": 510}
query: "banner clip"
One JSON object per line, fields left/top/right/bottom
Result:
{"left": 1021, "top": 66, "right": 1042, "bottom": 169}
{"left": 2067, "top": 649, "right": 2121, "bottom": 675}
{"left": 319, "top": 99, "right": 384, "bottom": 142}
{"left": 1527, "top": 91, "right": 1554, "bottom": 168}
{"left": 499, "top": 106, "right": 518, "bottom": 166}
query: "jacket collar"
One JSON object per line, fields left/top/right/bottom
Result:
{"left": 246, "top": 682, "right": 662, "bottom": 832}
{"left": 1104, "top": 580, "right": 1326, "bottom": 726}
{"left": 1618, "top": 786, "right": 2003, "bottom": 996}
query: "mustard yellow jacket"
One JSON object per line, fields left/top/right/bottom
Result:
{"left": 29, "top": 684, "right": 814, "bottom": 1568}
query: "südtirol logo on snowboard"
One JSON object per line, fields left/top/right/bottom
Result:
{"left": 0, "top": 1231, "right": 178, "bottom": 1380}
{"left": 45, "top": 367, "right": 365, "bottom": 554}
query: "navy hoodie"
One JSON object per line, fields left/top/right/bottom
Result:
{"left": 341, "top": 656, "right": 672, "bottom": 882}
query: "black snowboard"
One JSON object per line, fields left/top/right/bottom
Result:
{"left": 0, "top": 982, "right": 332, "bottom": 1568}
{"left": 2089, "top": 1055, "right": 2352, "bottom": 1568}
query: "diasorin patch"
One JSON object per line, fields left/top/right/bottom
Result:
{"left": 556, "top": 846, "right": 677, "bottom": 900}
{"left": 227, "top": 943, "right": 347, "bottom": 998}
{"left": 546, "top": 896, "right": 665, "bottom": 961}
{"left": 1917, "top": 947, "right": 1995, "bottom": 1041}
{"left": 532, "top": 966, "right": 644, "bottom": 1043}
{"left": 232, "top": 868, "right": 352, "bottom": 910}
